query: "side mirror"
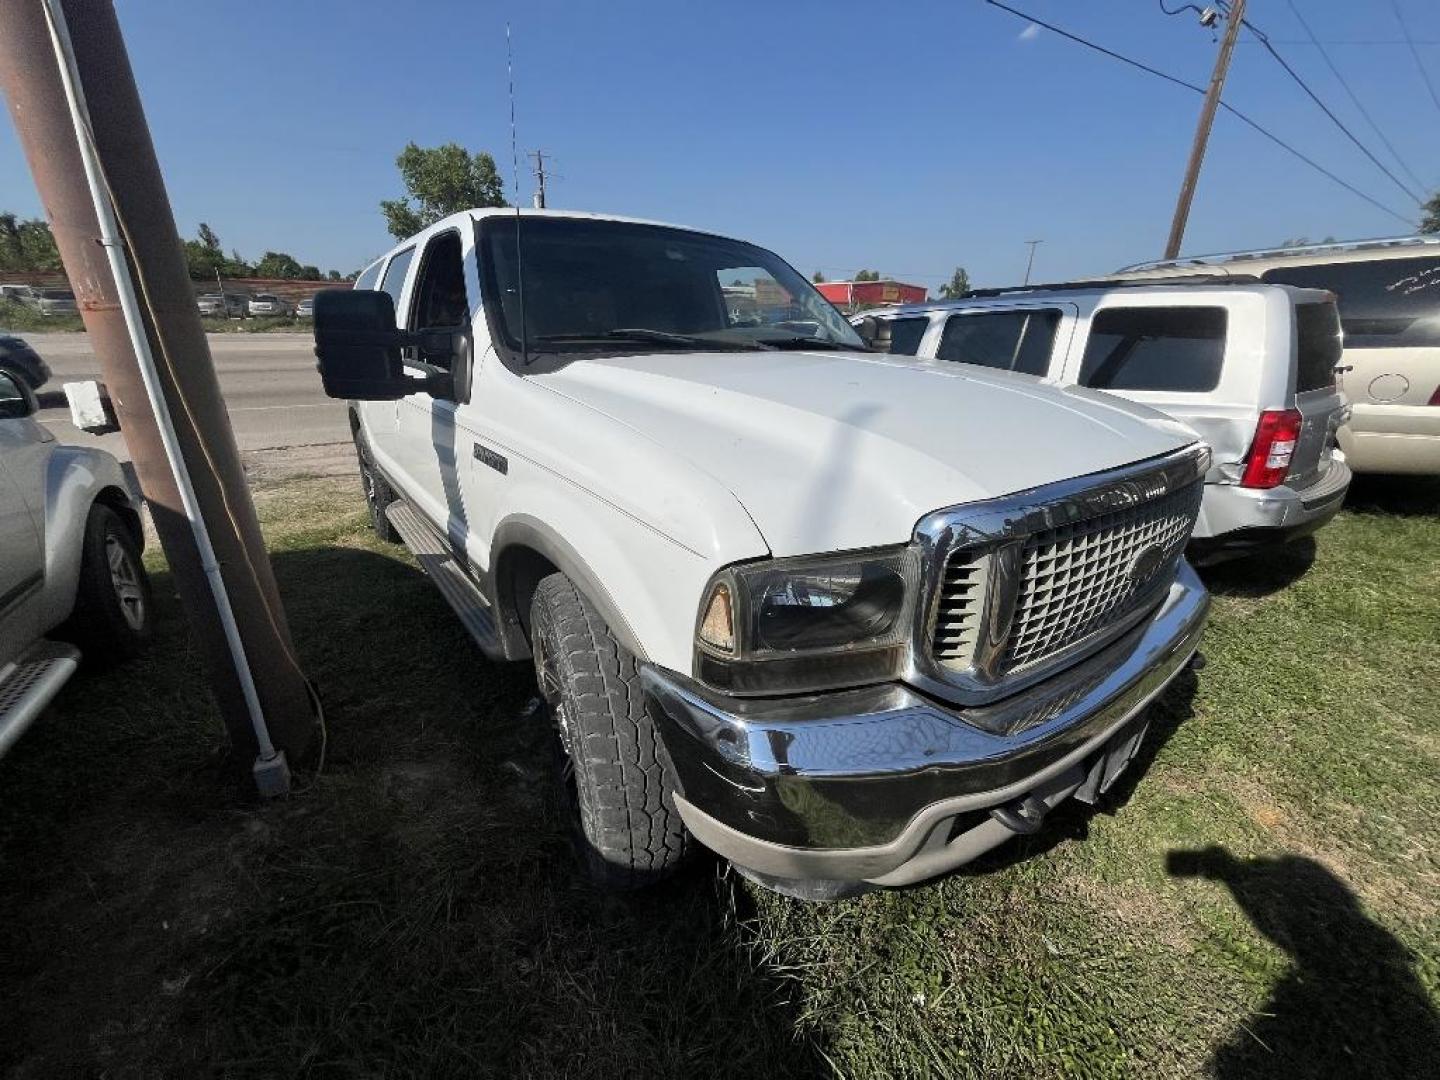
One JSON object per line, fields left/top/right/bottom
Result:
{"left": 853, "top": 316, "right": 883, "bottom": 350}
{"left": 313, "top": 290, "right": 410, "bottom": 400}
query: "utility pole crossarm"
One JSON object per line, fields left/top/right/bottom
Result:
{"left": 1165, "top": 0, "right": 1246, "bottom": 261}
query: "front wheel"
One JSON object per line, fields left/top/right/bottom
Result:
{"left": 354, "top": 431, "right": 399, "bottom": 543}
{"left": 66, "top": 504, "right": 153, "bottom": 661}
{"left": 530, "top": 573, "right": 691, "bottom": 888}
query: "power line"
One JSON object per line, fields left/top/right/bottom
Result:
{"left": 1390, "top": 0, "right": 1440, "bottom": 118}
{"left": 1230, "top": 5, "right": 1425, "bottom": 204}
{"left": 982, "top": 1, "right": 1416, "bottom": 228}
{"left": 1283, "top": 0, "right": 1427, "bottom": 193}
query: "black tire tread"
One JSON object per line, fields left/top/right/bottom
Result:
{"left": 532, "top": 573, "right": 690, "bottom": 887}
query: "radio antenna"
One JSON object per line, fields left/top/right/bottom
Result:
{"left": 505, "top": 21, "right": 528, "bottom": 365}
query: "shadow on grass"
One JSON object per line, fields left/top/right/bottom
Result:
{"left": 0, "top": 544, "right": 824, "bottom": 1078}
{"left": 1343, "top": 473, "right": 1440, "bottom": 517}
{"left": 1168, "top": 847, "right": 1440, "bottom": 1079}
{"left": 1196, "top": 537, "right": 1317, "bottom": 599}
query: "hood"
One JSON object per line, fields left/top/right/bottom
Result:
{"left": 536, "top": 350, "right": 1196, "bottom": 557}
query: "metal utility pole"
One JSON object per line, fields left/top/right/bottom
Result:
{"left": 0, "top": 0, "right": 315, "bottom": 791}
{"left": 1022, "top": 239, "right": 1042, "bottom": 285}
{"left": 528, "top": 149, "right": 548, "bottom": 209}
{"left": 1164, "top": 0, "right": 1246, "bottom": 260}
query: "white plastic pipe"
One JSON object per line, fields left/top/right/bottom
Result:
{"left": 40, "top": 0, "right": 279, "bottom": 766}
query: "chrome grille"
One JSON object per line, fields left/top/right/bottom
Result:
{"left": 931, "top": 551, "right": 984, "bottom": 662}
{"left": 1004, "top": 481, "right": 1201, "bottom": 670}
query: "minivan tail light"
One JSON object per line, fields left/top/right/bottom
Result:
{"left": 1241, "top": 409, "right": 1303, "bottom": 489}
{"left": 1428, "top": 384, "right": 1440, "bottom": 406}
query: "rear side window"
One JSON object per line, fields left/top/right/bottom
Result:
{"left": 354, "top": 260, "right": 383, "bottom": 291}
{"left": 379, "top": 247, "right": 416, "bottom": 315}
{"left": 1295, "top": 302, "right": 1341, "bottom": 392}
{"left": 1261, "top": 257, "right": 1440, "bottom": 348}
{"left": 1079, "top": 307, "right": 1226, "bottom": 392}
{"left": 881, "top": 317, "right": 930, "bottom": 356}
{"left": 936, "top": 309, "right": 1059, "bottom": 376}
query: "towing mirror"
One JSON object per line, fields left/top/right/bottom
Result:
{"left": 313, "top": 289, "right": 410, "bottom": 400}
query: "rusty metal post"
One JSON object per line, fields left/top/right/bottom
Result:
{"left": 0, "top": 0, "right": 315, "bottom": 773}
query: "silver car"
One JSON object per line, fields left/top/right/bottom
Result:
{"left": 0, "top": 369, "right": 152, "bottom": 758}
{"left": 855, "top": 279, "right": 1351, "bottom": 562}
{"left": 197, "top": 291, "right": 250, "bottom": 318}
{"left": 28, "top": 288, "right": 77, "bottom": 316}
{"left": 247, "top": 293, "right": 293, "bottom": 318}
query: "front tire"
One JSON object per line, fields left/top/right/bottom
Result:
{"left": 530, "top": 573, "right": 691, "bottom": 888}
{"left": 67, "top": 504, "right": 153, "bottom": 661}
{"left": 354, "top": 431, "right": 399, "bottom": 543}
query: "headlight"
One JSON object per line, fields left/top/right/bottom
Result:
{"left": 693, "top": 546, "right": 918, "bottom": 695}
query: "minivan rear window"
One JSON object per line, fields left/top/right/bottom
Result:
{"left": 936, "top": 309, "right": 1060, "bottom": 376}
{"left": 1261, "top": 257, "right": 1440, "bottom": 348}
{"left": 1079, "top": 307, "right": 1226, "bottom": 392}
{"left": 1295, "top": 302, "right": 1341, "bottom": 393}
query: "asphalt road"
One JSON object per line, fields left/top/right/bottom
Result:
{"left": 20, "top": 331, "right": 349, "bottom": 460}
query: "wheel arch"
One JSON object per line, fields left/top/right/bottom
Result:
{"left": 488, "top": 515, "right": 648, "bottom": 663}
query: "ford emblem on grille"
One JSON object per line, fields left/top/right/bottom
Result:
{"left": 1128, "top": 543, "right": 1168, "bottom": 585}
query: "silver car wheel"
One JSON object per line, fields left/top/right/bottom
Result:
{"left": 106, "top": 535, "right": 146, "bottom": 631}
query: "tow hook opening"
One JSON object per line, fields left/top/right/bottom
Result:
{"left": 990, "top": 792, "right": 1049, "bottom": 835}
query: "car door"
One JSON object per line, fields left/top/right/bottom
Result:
{"left": 356, "top": 246, "right": 415, "bottom": 488}
{"left": 0, "top": 372, "right": 45, "bottom": 666}
{"left": 394, "top": 229, "right": 478, "bottom": 552}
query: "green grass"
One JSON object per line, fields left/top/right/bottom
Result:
{"left": 0, "top": 474, "right": 1436, "bottom": 1078}
{"left": 0, "top": 298, "right": 307, "bottom": 334}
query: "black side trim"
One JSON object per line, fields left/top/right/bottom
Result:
{"left": 0, "top": 571, "right": 43, "bottom": 619}
{"left": 473, "top": 442, "right": 508, "bottom": 475}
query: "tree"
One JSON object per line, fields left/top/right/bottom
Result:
{"left": 1421, "top": 191, "right": 1440, "bottom": 233}
{"left": 937, "top": 266, "right": 971, "bottom": 299}
{"left": 253, "top": 251, "right": 307, "bottom": 279}
{"left": 327, "top": 269, "right": 343, "bottom": 282}
{"left": 811, "top": 270, "right": 826, "bottom": 283}
{"left": 1279, "top": 235, "right": 1337, "bottom": 249}
{"left": 853, "top": 269, "right": 881, "bottom": 282}
{"left": 0, "top": 213, "right": 62, "bottom": 272}
{"left": 183, "top": 222, "right": 252, "bottom": 280}
{"left": 380, "top": 142, "right": 507, "bottom": 240}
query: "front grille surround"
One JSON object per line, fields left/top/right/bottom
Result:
{"left": 906, "top": 444, "right": 1209, "bottom": 707}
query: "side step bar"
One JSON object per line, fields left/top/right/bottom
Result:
{"left": 0, "top": 640, "right": 82, "bottom": 759}
{"left": 385, "top": 501, "right": 505, "bottom": 660}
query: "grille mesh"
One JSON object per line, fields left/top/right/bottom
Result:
{"left": 1003, "top": 482, "right": 1201, "bottom": 669}
{"left": 930, "top": 480, "right": 1201, "bottom": 675}
{"left": 931, "top": 552, "right": 984, "bottom": 663}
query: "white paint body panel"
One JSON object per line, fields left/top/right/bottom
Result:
{"left": 356, "top": 210, "right": 1199, "bottom": 675}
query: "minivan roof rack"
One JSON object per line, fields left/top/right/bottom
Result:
{"left": 951, "top": 273, "right": 1260, "bottom": 299}
{"left": 1116, "top": 234, "right": 1440, "bottom": 274}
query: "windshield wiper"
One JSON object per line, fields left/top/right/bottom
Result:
{"left": 533, "top": 328, "right": 772, "bottom": 351}
{"left": 755, "top": 336, "right": 864, "bottom": 351}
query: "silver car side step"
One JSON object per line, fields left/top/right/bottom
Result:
{"left": 385, "top": 501, "right": 505, "bottom": 660}
{"left": 0, "top": 640, "right": 82, "bottom": 760}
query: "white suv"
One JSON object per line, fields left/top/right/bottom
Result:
{"left": 312, "top": 209, "right": 1211, "bottom": 897}
{"left": 856, "top": 279, "right": 1351, "bottom": 561}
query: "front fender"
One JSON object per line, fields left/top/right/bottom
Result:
{"left": 41, "top": 445, "right": 136, "bottom": 630}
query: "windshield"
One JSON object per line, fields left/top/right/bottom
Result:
{"left": 38, "top": 289, "right": 73, "bottom": 300}
{"left": 478, "top": 216, "right": 864, "bottom": 367}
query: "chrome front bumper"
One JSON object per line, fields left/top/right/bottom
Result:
{"left": 641, "top": 561, "right": 1209, "bottom": 887}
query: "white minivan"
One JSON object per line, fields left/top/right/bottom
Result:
{"left": 855, "top": 279, "right": 1351, "bottom": 561}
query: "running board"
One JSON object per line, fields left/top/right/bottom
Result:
{"left": 0, "top": 640, "right": 81, "bottom": 759}
{"left": 385, "top": 501, "right": 505, "bottom": 659}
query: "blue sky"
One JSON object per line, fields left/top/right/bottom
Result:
{"left": 2, "top": 1, "right": 1438, "bottom": 291}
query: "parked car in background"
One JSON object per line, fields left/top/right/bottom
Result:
{"left": 0, "top": 336, "right": 50, "bottom": 391}
{"left": 27, "top": 288, "right": 77, "bottom": 316}
{"left": 197, "top": 291, "right": 250, "bottom": 318}
{"left": 295, "top": 296, "right": 314, "bottom": 319}
{"left": 0, "top": 284, "right": 37, "bottom": 304}
{"left": 247, "top": 294, "right": 293, "bottom": 318}
{"left": 313, "top": 208, "right": 1211, "bottom": 898}
{"left": 1116, "top": 236, "right": 1440, "bottom": 475}
{"left": 854, "top": 278, "right": 1350, "bottom": 562}
{"left": 0, "top": 368, "right": 152, "bottom": 759}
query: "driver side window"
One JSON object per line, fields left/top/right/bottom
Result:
{"left": 408, "top": 231, "right": 469, "bottom": 372}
